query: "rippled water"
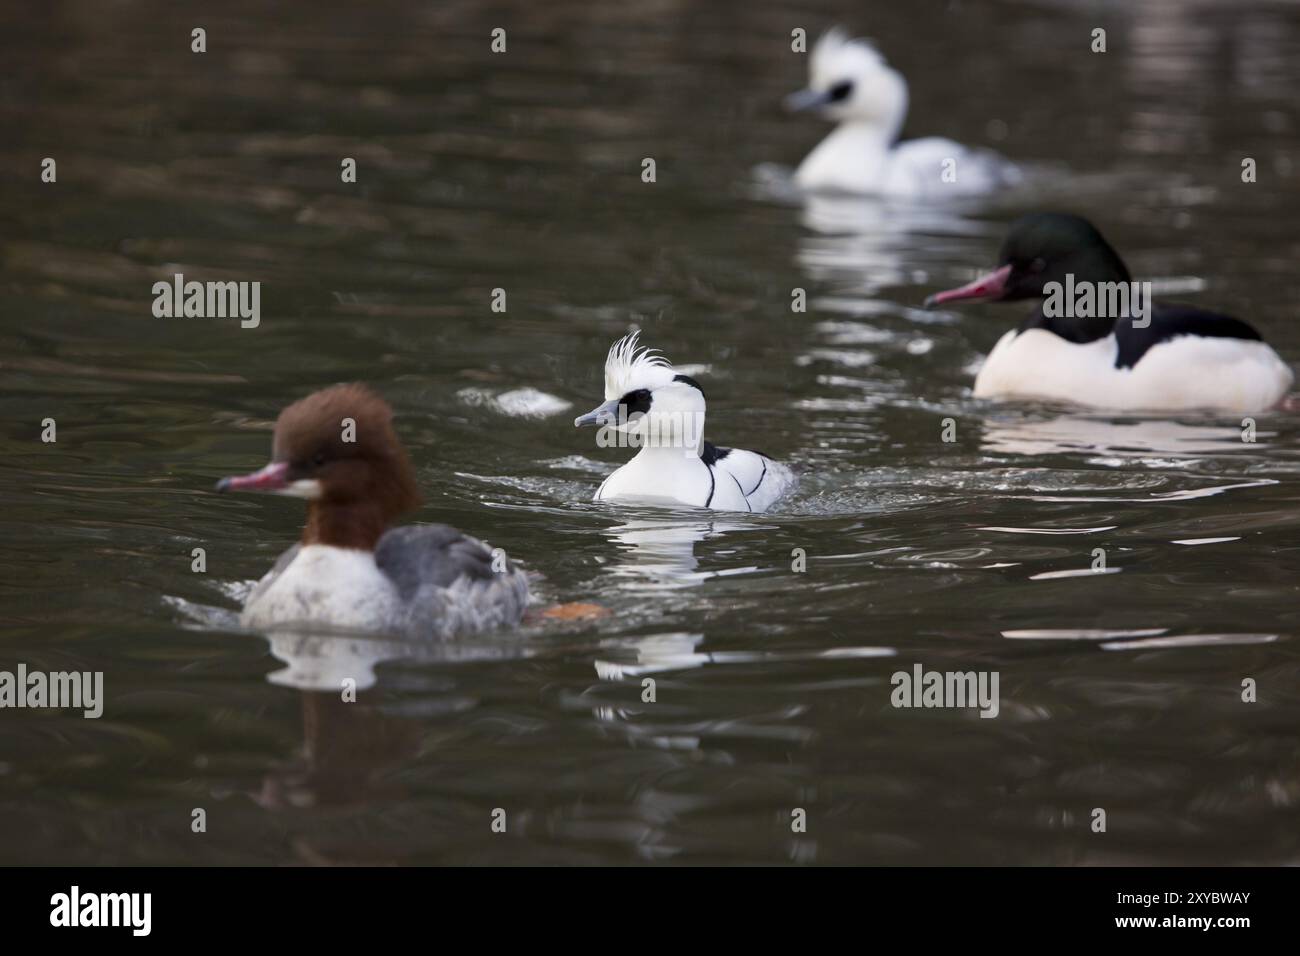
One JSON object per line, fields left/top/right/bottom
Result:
{"left": 2, "top": 0, "right": 1299, "bottom": 864}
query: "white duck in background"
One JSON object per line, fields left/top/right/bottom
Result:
{"left": 574, "top": 332, "right": 794, "bottom": 513}
{"left": 787, "top": 28, "right": 1020, "bottom": 198}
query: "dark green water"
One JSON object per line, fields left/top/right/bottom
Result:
{"left": 1, "top": 0, "right": 1298, "bottom": 864}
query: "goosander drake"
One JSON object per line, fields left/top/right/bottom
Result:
{"left": 787, "top": 28, "right": 1020, "bottom": 197}
{"left": 925, "top": 213, "right": 1294, "bottom": 413}
{"left": 574, "top": 332, "right": 794, "bottom": 512}
{"left": 216, "top": 383, "right": 529, "bottom": 637}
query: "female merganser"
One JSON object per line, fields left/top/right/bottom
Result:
{"left": 216, "top": 383, "right": 530, "bottom": 637}
{"left": 925, "top": 213, "right": 1294, "bottom": 413}
{"left": 787, "top": 28, "right": 1019, "bottom": 197}
{"left": 573, "top": 332, "right": 794, "bottom": 512}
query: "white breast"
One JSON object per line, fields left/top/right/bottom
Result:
{"left": 596, "top": 450, "right": 714, "bottom": 509}
{"left": 241, "top": 545, "right": 404, "bottom": 634}
{"left": 795, "top": 125, "right": 890, "bottom": 194}
{"left": 973, "top": 329, "right": 1294, "bottom": 413}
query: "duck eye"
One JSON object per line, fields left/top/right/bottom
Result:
{"left": 311, "top": 451, "right": 327, "bottom": 467}
{"left": 828, "top": 81, "right": 853, "bottom": 103}
{"left": 619, "top": 389, "right": 653, "bottom": 416}
{"left": 1030, "top": 257, "right": 1046, "bottom": 273}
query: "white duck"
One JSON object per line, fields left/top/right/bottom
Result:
{"left": 787, "top": 28, "right": 1020, "bottom": 198}
{"left": 574, "top": 332, "right": 794, "bottom": 512}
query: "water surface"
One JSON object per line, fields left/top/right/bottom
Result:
{"left": 2, "top": 0, "right": 1299, "bottom": 864}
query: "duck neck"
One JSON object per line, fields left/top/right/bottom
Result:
{"left": 1021, "top": 305, "right": 1116, "bottom": 344}
{"left": 803, "top": 121, "right": 894, "bottom": 188}
{"left": 827, "top": 120, "right": 894, "bottom": 154}
{"left": 630, "top": 432, "right": 705, "bottom": 468}
{"left": 1022, "top": 264, "right": 1139, "bottom": 344}
{"left": 302, "top": 500, "right": 388, "bottom": 552}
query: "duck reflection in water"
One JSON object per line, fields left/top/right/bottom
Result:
{"left": 602, "top": 514, "right": 760, "bottom": 588}
{"left": 250, "top": 628, "right": 532, "bottom": 818}
{"left": 979, "top": 412, "right": 1268, "bottom": 459}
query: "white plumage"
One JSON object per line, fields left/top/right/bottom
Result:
{"left": 791, "top": 28, "right": 1020, "bottom": 198}
{"left": 242, "top": 545, "right": 403, "bottom": 634}
{"left": 974, "top": 329, "right": 1294, "bottom": 413}
{"left": 576, "top": 332, "right": 795, "bottom": 512}
{"left": 604, "top": 331, "right": 674, "bottom": 399}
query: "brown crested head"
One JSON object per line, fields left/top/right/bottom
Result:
{"left": 218, "top": 383, "right": 422, "bottom": 549}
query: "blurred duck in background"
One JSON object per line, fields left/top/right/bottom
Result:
{"left": 787, "top": 27, "right": 1021, "bottom": 198}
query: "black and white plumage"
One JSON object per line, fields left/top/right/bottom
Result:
{"left": 926, "top": 213, "right": 1293, "bottom": 413}
{"left": 575, "top": 332, "right": 794, "bottom": 512}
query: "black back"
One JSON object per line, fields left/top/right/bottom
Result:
{"left": 1021, "top": 301, "right": 1263, "bottom": 368}
{"left": 700, "top": 441, "right": 731, "bottom": 465}
{"left": 1113, "top": 303, "right": 1262, "bottom": 369}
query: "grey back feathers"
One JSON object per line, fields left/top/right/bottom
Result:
{"left": 376, "top": 525, "right": 530, "bottom": 639}
{"left": 376, "top": 524, "right": 500, "bottom": 594}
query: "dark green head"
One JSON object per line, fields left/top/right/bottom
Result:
{"left": 926, "top": 213, "right": 1131, "bottom": 307}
